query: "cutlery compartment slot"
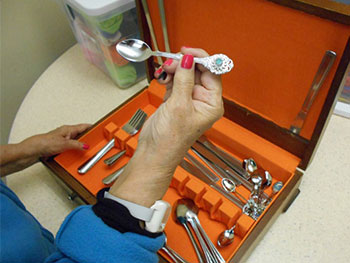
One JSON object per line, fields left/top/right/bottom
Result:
{"left": 114, "top": 129, "right": 132, "bottom": 149}
{"left": 170, "top": 170, "right": 190, "bottom": 195}
{"left": 103, "top": 122, "right": 119, "bottom": 140}
{"left": 125, "top": 137, "right": 138, "bottom": 156}
{"left": 183, "top": 179, "right": 207, "bottom": 204}
{"left": 215, "top": 202, "right": 242, "bottom": 227}
{"left": 235, "top": 214, "right": 255, "bottom": 237}
{"left": 201, "top": 190, "right": 223, "bottom": 218}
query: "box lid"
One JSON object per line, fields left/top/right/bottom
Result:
{"left": 65, "top": 0, "right": 135, "bottom": 16}
{"left": 135, "top": 0, "right": 350, "bottom": 170}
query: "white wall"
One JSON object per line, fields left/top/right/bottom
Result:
{"left": 0, "top": 0, "right": 76, "bottom": 144}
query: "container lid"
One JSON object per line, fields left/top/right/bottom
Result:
{"left": 65, "top": 0, "right": 135, "bottom": 17}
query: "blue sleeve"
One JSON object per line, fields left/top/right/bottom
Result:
{"left": 45, "top": 205, "right": 165, "bottom": 263}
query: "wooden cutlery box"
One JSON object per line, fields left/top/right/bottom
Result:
{"left": 43, "top": 0, "right": 350, "bottom": 262}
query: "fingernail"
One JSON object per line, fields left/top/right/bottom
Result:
{"left": 83, "top": 144, "right": 89, "bottom": 150}
{"left": 159, "top": 71, "right": 167, "bottom": 80}
{"left": 155, "top": 67, "right": 163, "bottom": 74}
{"left": 181, "top": 54, "right": 194, "bottom": 69}
{"left": 163, "top": 59, "right": 173, "bottom": 66}
{"left": 182, "top": 46, "right": 191, "bottom": 49}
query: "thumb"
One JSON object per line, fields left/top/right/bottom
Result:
{"left": 171, "top": 54, "right": 195, "bottom": 100}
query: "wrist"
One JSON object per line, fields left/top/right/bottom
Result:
{"left": 20, "top": 136, "right": 43, "bottom": 160}
{"left": 109, "top": 144, "right": 178, "bottom": 207}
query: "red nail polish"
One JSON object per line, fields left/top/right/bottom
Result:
{"left": 155, "top": 67, "right": 163, "bottom": 74}
{"left": 181, "top": 54, "right": 194, "bottom": 69}
{"left": 83, "top": 144, "right": 89, "bottom": 150}
{"left": 163, "top": 59, "right": 173, "bottom": 66}
{"left": 182, "top": 46, "right": 191, "bottom": 49}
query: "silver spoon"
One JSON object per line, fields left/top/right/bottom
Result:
{"left": 180, "top": 199, "right": 226, "bottom": 263}
{"left": 174, "top": 200, "right": 205, "bottom": 263}
{"left": 217, "top": 225, "right": 235, "bottom": 247}
{"left": 243, "top": 158, "right": 258, "bottom": 174}
{"left": 116, "top": 39, "right": 234, "bottom": 75}
{"left": 221, "top": 178, "right": 248, "bottom": 203}
{"left": 161, "top": 233, "right": 190, "bottom": 263}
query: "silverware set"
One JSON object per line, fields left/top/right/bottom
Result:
{"left": 183, "top": 136, "right": 279, "bottom": 222}
{"left": 77, "top": 109, "right": 147, "bottom": 184}
{"left": 169, "top": 136, "right": 281, "bottom": 261}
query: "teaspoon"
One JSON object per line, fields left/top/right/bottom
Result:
{"left": 174, "top": 200, "right": 205, "bottom": 263}
{"left": 116, "top": 39, "right": 234, "bottom": 75}
{"left": 161, "top": 233, "right": 190, "bottom": 263}
{"left": 221, "top": 178, "right": 248, "bottom": 203}
{"left": 217, "top": 225, "right": 235, "bottom": 247}
{"left": 179, "top": 199, "right": 225, "bottom": 263}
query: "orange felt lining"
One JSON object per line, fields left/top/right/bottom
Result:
{"left": 145, "top": 0, "right": 350, "bottom": 139}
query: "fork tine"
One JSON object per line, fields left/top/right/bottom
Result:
{"left": 137, "top": 112, "right": 147, "bottom": 129}
{"left": 122, "top": 109, "right": 147, "bottom": 135}
{"left": 129, "top": 111, "right": 147, "bottom": 135}
{"left": 129, "top": 110, "right": 143, "bottom": 126}
{"left": 128, "top": 109, "right": 142, "bottom": 126}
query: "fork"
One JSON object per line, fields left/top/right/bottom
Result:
{"left": 103, "top": 108, "right": 147, "bottom": 166}
{"left": 78, "top": 109, "right": 147, "bottom": 174}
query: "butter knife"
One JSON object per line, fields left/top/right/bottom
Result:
{"left": 102, "top": 164, "right": 126, "bottom": 185}
{"left": 180, "top": 159, "right": 245, "bottom": 209}
{"left": 197, "top": 136, "right": 251, "bottom": 180}
{"left": 78, "top": 139, "right": 115, "bottom": 174}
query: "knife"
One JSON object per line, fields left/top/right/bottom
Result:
{"left": 185, "top": 153, "right": 219, "bottom": 183}
{"left": 192, "top": 141, "right": 251, "bottom": 187}
{"left": 290, "top": 50, "right": 336, "bottom": 134}
{"left": 180, "top": 159, "right": 245, "bottom": 209}
{"left": 197, "top": 136, "right": 251, "bottom": 180}
{"left": 102, "top": 164, "right": 126, "bottom": 185}
{"left": 193, "top": 139, "right": 270, "bottom": 200}
{"left": 191, "top": 145, "right": 242, "bottom": 186}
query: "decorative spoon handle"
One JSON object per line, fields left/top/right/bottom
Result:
{"left": 152, "top": 51, "right": 233, "bottom": 75}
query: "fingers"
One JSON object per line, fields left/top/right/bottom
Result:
{"left": 62, "top": 139, "right": 89, "bottom": 152}
{"left": 180, "top": 47, "right": 209, "bottom": 72}
{"left": 154, "top": 58, "right": 177, "bottom": 85}
{"left": 181, "top": 47, "right": 222, "bottom": 90}
{"left": 171, "top": 54, "right": 195, "bottom": 99}
{"left": 58, "top": 123, "right": 91, "bottom": 139}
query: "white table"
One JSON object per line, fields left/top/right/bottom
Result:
{"left": 7, "top": 44, "right": 350, "bottom": 263}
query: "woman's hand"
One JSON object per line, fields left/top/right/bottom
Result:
{"left": 21, "top": 124, "right": 91, "bottom": 158}
{"left": 0, "top": 124, "right": 91, "bottom": 176}
{"left": 139, "top": 47, "right": 224, "bottom": 171}
{"left": 109, "top": 48, "right": 224, "bottom": 206}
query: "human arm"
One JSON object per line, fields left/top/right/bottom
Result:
{"left": 0, "top": 124, "right": 91, "bottom": 177}
{"left": 109, "top": 47, "right": 224, "bottom": 207}
{"left": 44, "top": 48, "right": 223, "bottom": 263}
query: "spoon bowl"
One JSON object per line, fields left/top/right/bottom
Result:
{"left": 222, "top": 178, "right": 248, "bottom": 203}
{"left": 117, "top": 39, "right": 153, "bottom": 62}
{"left": 174, "top": 199, "right": 204, "bottom": 263}
{"left": 217, "top": 225, "right": 235, "bottom": 247}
